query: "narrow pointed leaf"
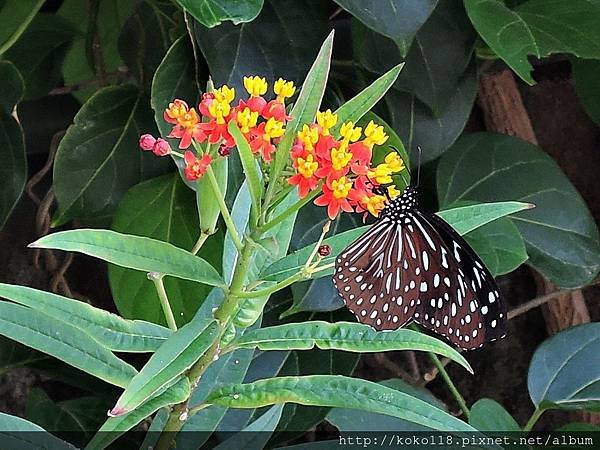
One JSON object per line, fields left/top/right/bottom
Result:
{"left": 30, "top": 229, "right": 224, "bottom": 287}
{"left": 0, "top": 301, "right": 137, "bottom": 388}
{"left": 261, "top": 201, "right": 533, "bottom": 282}
{"left": 331, "top": 64, "right": 403, "bottom": 136}
{"left": 110, "top": 317, "right": 218, "bottom": 415}
{"left": 0, "top": 283, "right": 171, "bottom": 352}
{"left": 469, "top": 398, "right": 520, "bottom": 432}
{"left": 85, "top": 378, "right": 190, "bottom": 450}
{"left": 272, "top": 31, "right": 334, "bottom": 178}
{"left": 229, "top": 321, "right": 471, "bottom": 372}
{"left": 206, "top": 375, "right": 478, "bottom": 432}
{"left": 228, "top": 121, "right": 263, "bottom": 225}
{"left": 213, "top": 404, "right": 284, "bottom": 450}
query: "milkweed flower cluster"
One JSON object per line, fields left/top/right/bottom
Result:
{"left": 139, "top": 75, "right": 405, "bottom": 221}
{"left": 288, "top": 110, "right": 405, "bottom": 220}
{"left": 139, "top": 76, "right": 296, "bottom": 181}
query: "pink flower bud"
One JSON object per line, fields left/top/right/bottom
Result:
{"left": 218, "top": 145, "right": 231, "bottom": 157}
{"left": 152, "top": 138, "right": 171, "bottom": 156}
{"left": 139, "top": 134, "right": 156, "bottom": 151}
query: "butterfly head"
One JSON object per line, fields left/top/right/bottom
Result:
{"left": 380, "top": 185, "right": 418, "bottom": 220}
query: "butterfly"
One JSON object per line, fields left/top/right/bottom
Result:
{"left": 333, "top": 185, "right": 507, "bottom": 350}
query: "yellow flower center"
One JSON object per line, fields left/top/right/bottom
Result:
{"left": 298, "top": 124, "right": 319, "bottom": 150}
{"left": 316, "top": 109, "right": 338, "bottom": 136}
{"left": 364, "top": 120, "right": 389, "bottom": 148}
{"left": 178, "top": 109, "right": 199, "bottom": 129}
{"left": 331, "top": 146, "right": 352, "bottom": 171}
{"left": 297, "top": 154, "right": 318, "bottom": 178}
{"left": 384, "top": 152, "right": 405, "bottom": 172}
{"left": 331, "top": 176, "right": 352, "bottom": 199}
{"left": 236, "top": 107, "right": 258, "bottom": 133}
{"left": 208, "top": 100, "right": 231, "bottom": 124}
{"left": 264, "top": 117, "right": 285, "bottom": 140}
{"left": 364, "top": 194, "right": 387, "bottom": 217}
{"left": 368, "top": 163, "right": 393, "bottom": 184}
{"left": 243, "top": 76, "right": 267, "bottom": 97}
{"left": 340, "top": 121, "right": 362, "bottom": 142}
{"left": 274, "top": 78, "right": 296, "bottom": 102}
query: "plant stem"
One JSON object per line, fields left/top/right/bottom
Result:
{"left": 150, "top": 273, "right": 178, "bottom": 331}
{"left": 523, "top": 407, "right": 544, "bottom": 432}
{"left": 428, "top": 353, "right": 470, "bottom": 419}
{"left": 205, "top": 164, "right": 244, "bottom": 251}
{"left": 154, "top": 238, "right": 256, "bottom": 450}
{"left": 259, "top": 189, "right": 319, "bottom": 233}
{"left": 191, "top": 232, "right": 210, "bottom": 255}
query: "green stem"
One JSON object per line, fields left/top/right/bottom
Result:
{"left": 234, "top": 271, "right": 305, "bottom": 299}
{"left": 523, "top": 407, "right": 544, "bottom": 432}
{"left": 205, "top": 164, "right": 244, "bottom": 252}
{"left": 149, "top": 273, "right": 177, "bottom": 331}
{"left": 154, "top": 239, "right": 257, "bottom": 450}
{"left": 191, "top": 232, "right": 210, "bottom": 255}
{"left": 428, "top": 352, "right": 470, "bottom": 419}
{"left": 259, "top": 189, "right": 319, "bottom": 234}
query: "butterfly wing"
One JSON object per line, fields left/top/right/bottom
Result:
{"left": 407, "top": 209, "right": 507, "bottom": 349}
{"left": 334, "top": 216, "right": 423, "bottom": 330}
{"left": 334, "top": 205, "right": 507, "bottom": 350}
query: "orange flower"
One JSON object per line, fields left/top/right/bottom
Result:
{"left": 164, "top": 100, "right": 206, "bottom": 149}
{"left": 314, "top": 176, "right": 354, "bottom": 220}
{"left": 250, "top": 118, "right": 285, "bottom": 161}
{"left": 184, "top": 151, "right": 212, "bottom": 181}
{"left": 289, "top": 153, "right": 320, "bottom": 197}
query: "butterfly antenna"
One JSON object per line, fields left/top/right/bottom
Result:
{"left": 416, "top": 145, "right": 422, "bottom": 188}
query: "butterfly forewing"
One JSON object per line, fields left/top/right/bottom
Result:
{"left": 333, "top": 185, "right": 507, "bottom": 350}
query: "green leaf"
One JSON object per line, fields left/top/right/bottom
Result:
{"left": 335, "top": 0, "right": 438, "bottom": 56}
{"left": 150, "top": 36, "right": 201, "bottom": 186}
{"left": 438, "top": 201, "right": 534, "bottom": 236}
{"left": 0, "top": 60, "right": 24, "bottom": 114}
{"left": 573, "top": 58, "right": 600, "bottom": 125}
{"left": 229, "top": 321, "right": 471, "bottom": 373}
{"left": 0, "top": 301, "right": 137, "bottom": 388}
{"left": 331, "top": 64, "right": 403, "bottom": 136}
{"left": 229, "top": 121, "right": 263, "bottom": 225}
{"left": 0, "top": 0, "right": 45, "bottom": 55}
{"left": 59, "top": 0, "right": 136, "bottom": 103}
{"left": 262, "top": 200, "right": 533, "bottom": 282}
{"left": 437, "top": 132, "right": 600, "bottom": 288}
{"left": 464, "top": 0, "right": 600, "bottom": 84}
{"left": 206, "top": 375, "right": 478, "bottom": 432}
{"left": 85, "top": 378, "right": 190, "bottom": 450}
{"left": 53, "top": 85, "right": 169, "bottom": 224}
{"left": 110, "top": 317, "right": 218, "bottom": 415}
{"left": 108, "top": 174, "right": 223, "bottom": 326}
{"left": 26, "top": 388, "right": 108, "bottom": 447}
{"left": 178, "top": 0, "right": 263, "bottom": 27}
{"left": 327, "top": 378, "right": 445, "bottom": 431}
{"left": 0, "top": 283, "right": 172, "bottom": 353}
{"left": 469, "top": 398, "right": 520, "bottom": 431}
{"left": 353, "top": 1, "right": 476, "bottom": 114}
{"left": 212, "top": 404, "right": 283, "bottom": 450}
{"left": 383, "top": 62, "right": 478, "bottom": 163}
{"left": 198, "top": 155, "right": 228, "bottom": 233}
{"left": 272, "top": 30, "right": 334, "bottom": 181}
{"left": 0, "top": 109, "right": 26, "bottom": 230}
{"left": 31, "top": 229, "right": 225, "bottom": 288}
{"left": 194, "top": 0, "right": 328, "bottom": 95}
{"left": 464, "top": 217, "right": 528, "bottom": 276}
{"left": 528, "top": 323, "right": 600, "bottom": 412}
{"left": 0, "top": 412, "right": 75, "bottom": 450}
{"left": 117, "top": 0, "right": 174, "bottom": 90}
{"left": 4, "top": 14, "right": 77, "bottom": 100}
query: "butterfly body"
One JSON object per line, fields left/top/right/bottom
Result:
{"left": 333, "top": 185, "right": 507, "bottom": 350}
